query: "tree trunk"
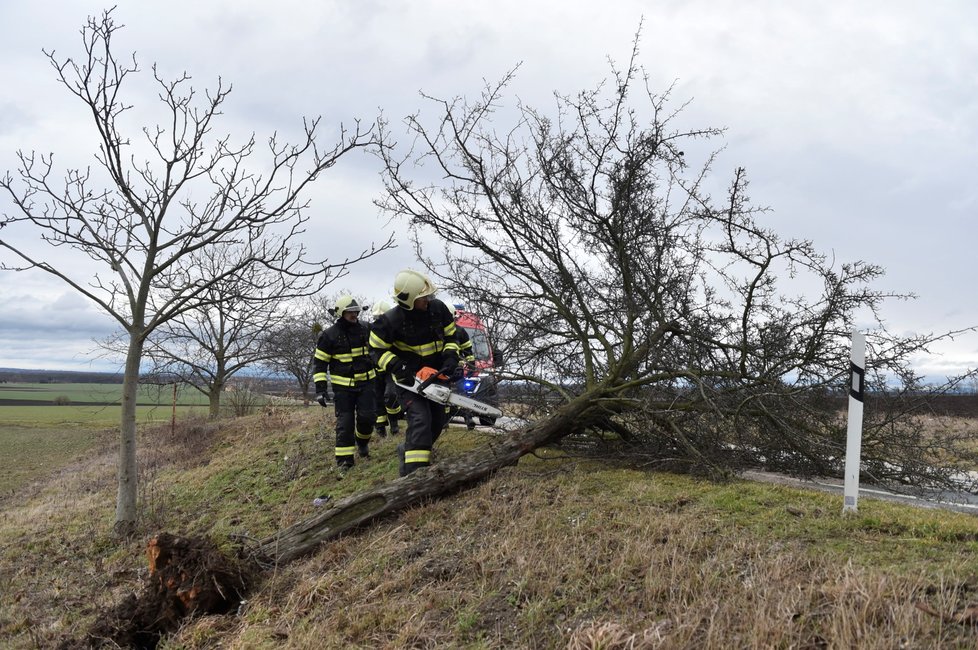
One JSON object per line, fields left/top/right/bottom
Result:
{"left": 258, "top": 393, "right": 597, "bottom": 564}
{"left": 297, "top": 376, "right": 311, "bottom": 405}
{"left": 115, "top": 331, "right": 144, "bottom": 536}
{"left": 208, "top": 381, "right": 223, "bottom": 419}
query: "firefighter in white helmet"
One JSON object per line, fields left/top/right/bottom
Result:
{"left": 369, "top": 270, "right": 461, "bottom": 476}
{"left": 370, "top": 300, "right": 402, "bottom": 438}
{"left": 313, "top": 295, "right": 377, "bottom": 469}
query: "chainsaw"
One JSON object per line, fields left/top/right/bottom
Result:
{"left": 395, "top": 368, "right": 502, "bottom": 419}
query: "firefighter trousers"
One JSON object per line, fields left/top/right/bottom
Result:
{"left": 373, "top": 374, "right": 402, "bottom": 434}
{"left": 333, "top": 386, "right": 376, "bottom": 466}
{"left": 397, "top": 386, "right": 447, "bottom": 475}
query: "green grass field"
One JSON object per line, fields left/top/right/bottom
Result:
{"left": 0, "top": 382, "right": 210, "bottom": 406}
{"left": 0, "top": 383, "right": 213, "bottom": 494}
{"left": 0, "top": 424, "right": 109, "bottom": 495}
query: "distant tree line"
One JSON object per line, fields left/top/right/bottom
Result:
{"left": 0, "top": 368, "right": 124, "bottom": 384}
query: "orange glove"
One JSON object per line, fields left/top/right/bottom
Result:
{"left": 415, "top": 366, "right": 448, "bottom": 383}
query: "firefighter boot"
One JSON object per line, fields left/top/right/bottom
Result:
{"left": 465, "top": 416, "right": 476, "bottom": 431}
{"left": 389, "top": 413, "right": 401, "bottom": 436}
{"left": 357, "top": 442, "right": 370, "bottom": 459}
{"left": 397, "top": 443, "right": 406, "bottom": 477}
{"left": 336, "top": 457, "right": 354, "bottom": 478}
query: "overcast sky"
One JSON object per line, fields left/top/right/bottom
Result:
{"left": 1, "top": 1, "right": 976, "bottom": 378}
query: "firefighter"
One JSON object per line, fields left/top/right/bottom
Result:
{"left": 449, "top": 304, "right": 478, "bottom": 430}
{"left": 370, "top": 300, "right": 402, "bottom": 438}
{"left": 450, "top": 304, "right": 477, "bottom": 368}
{"left": 313, "top": 295, "right": 377, "bottom": 469}
{"left": 370, "top": 270, "right": 460, "bottom": 476}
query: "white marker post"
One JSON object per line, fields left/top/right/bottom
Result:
{"left": 842, "top": 330, "right": 866, "bottom": 513}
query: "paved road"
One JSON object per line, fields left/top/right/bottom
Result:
{"left": 449, "top": 415, "right": 528, "bottom": 432}
{"left": 450, "top": 416, "right": 978, "bottom": 516}
{"left": 742, "top": 470, "right": 978, "bottom": 516}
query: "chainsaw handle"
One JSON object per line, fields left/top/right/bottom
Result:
{"left": 417, "top": 372, "right": 449, "bottom": 392}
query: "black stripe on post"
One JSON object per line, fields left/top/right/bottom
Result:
{"left": 849, "top": 362, "right": 865, "bottom": 402}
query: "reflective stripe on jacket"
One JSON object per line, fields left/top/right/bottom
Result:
{"left": 456, "top": 325, "right": 476, "bottom": 363}
{"left": 369, "top": 298, "right": 459, "bottom": 374}
{"left": 313, "top": 318, "right": 377, "bottom": 391}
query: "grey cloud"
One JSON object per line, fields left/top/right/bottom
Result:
{"left": 0, "top": 291, "right": 118, "bottom": 339}
{"left": 1, "top": 0, "right": 978, "bottom": 374}
{"left": 0, "top": 103, "right": 33, "bottom": 136}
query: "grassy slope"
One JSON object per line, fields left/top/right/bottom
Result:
{"left": 1, "top": 408, "right": 978, "bottom": 649}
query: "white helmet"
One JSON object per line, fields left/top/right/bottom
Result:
{"left": 393, "top": 270, "right": 436, "bottom": 310}
{"left": 371, "top": 300, "right": 392, "bottom": 317}
{"left": 334, "top": 295, "right": 362, "bottom": 319}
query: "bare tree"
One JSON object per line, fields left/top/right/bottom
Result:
{"left": 140, "top": 244, "right": 307, "bottom": 418}
{"left": 262, "top": 291, "right": 372, "bottom": 404}
{"left": 377, "top": 36, "right": 978, "bottom": 490}
{"left": 262, "top": 300, "right": 329, "bottom": 404}
{"left": 0, "top": 10, "right": 390, "bottom": 534}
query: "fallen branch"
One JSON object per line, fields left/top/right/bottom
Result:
{"left": 915, "top": 601, "right": 978, "bottom": 626}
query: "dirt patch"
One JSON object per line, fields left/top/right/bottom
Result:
{"left": 57, "top": 532, "right": 255, "bottom": 649}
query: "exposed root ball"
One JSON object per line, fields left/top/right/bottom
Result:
{"left": 59, "top": 532, "right": 253, "bottom": 649}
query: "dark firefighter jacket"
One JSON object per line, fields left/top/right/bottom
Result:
{"left": 456, "top": 324, "right": 476, "bottom": 363}
{"left": 313, "top": 317, "right": 377, "bottom": 393}
{"left": 369, "top": 298, "right": 460, "bottom": 376}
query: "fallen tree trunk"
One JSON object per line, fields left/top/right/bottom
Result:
{"left": 257, "top": 391, "right": 599, "bottom": 564}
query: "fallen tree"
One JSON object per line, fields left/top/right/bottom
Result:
{"left": 63, "top": 388, "right": 615, "bottom": 648}
{"left": 376, "top": 31, "right": 978, "bottom": 491}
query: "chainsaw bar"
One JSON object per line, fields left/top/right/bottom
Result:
{"left": 395, "top": 379, "right": 502, "bottom": 419}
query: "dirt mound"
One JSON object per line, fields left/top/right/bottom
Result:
{"left": 58, "top": 532, "right": 254, "bottom": 649}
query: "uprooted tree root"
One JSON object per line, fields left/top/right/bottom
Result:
{"left": 58, "top": 533, "right": 256, "bottom": 650}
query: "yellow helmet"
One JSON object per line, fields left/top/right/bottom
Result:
{"left": 371, "top": 300, "right": 392, "bottom": 317}
{"left": 393, "top": 270, "right": 436, "bottom": 310}
{"left": 334, "top": 295, "right": 362, "bottom": 319}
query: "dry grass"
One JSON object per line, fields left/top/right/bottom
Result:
{"left": 185, "top": 470, "right": 978, "bottom": 650}
{"left": 2, "top": 407, "right": 978, "bottom": 649}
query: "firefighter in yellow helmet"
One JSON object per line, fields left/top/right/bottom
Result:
{"left": 370, "top": 299, "right": 402, "bottom": 438}
{"left": 369, "top": 270, "right": 461, "bottom": 476}
{"left": 313, "top": 295, "right": 377, "bottom": 469}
